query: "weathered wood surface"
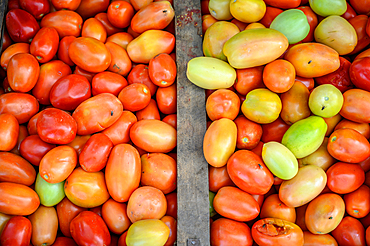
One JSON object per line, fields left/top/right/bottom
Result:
{"left": 0, "top": 0, "right": 7, "bottom": 53}
{"left": 174, "top": 0, "right": 210, "bottom": 245}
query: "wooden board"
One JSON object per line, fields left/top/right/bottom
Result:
{"left": 0, "top": 0, "right": 7, "bottom": 52}
{"left": 174, "top": 0, "right": 210, "bottom": 245}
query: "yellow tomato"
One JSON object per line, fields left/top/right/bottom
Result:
{"left": 126, "top": 219, "right": 170, "bottom": 246}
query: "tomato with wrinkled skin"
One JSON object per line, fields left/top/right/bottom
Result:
{"left": 252, "top": 218, "right": 304, "bottom": 246}
{"left": 0, "top": 113, "right": 19, "bottom": 152}
{"left": 0, "top": 182, "right": 40, "bottom": 215}
{"left": 6, "top": 9, "right": 40, "bottom": 43}
{"left": 107, "top": 1, "right": 134, "bottom": 29}
{"left": 328, "top": 128, "right": 370, "bottom": 163}
{"left": 32, "top": 60, "right": 72, "bottom": 105}
{"left": 7, "top": 53, "right": 40, "bottom": 93}
{"left": 106, "top": 32, "right": 134, "bottom": 50}
{"left": 28, "top": 205, "right": 58, "bottom": 246}
{"left": 0, "top": 152, "right": 35, "bottom": 186}
{"left": 105, "top": 144, "right": 141, "bottom": 202}
{"left": 102, "top": 111, "right": 137, "bottom": 145}
{"left": 30, "top": 27, "right": 59, "bottom": 63}
{"left": 56, "top": 197, "right": 87, "bottom": 237}
{"left": 49, "top": 74, "right": 91, "bottom": 111}
{"left": 344, "top": 185, "right": 370, "bottom": 218}
{"left": 76, "top": 0, "right": 110, "bottom": 19}
{"left": 65, "top": 167, "right": 110, "bottom": 208}
{"left": 211, "top": 218, "right": 253, "bottom": 246}
{"left": 81, "top": 18, "right": 107, "bottom": 43}
{"left": 95, "top": 13, "right": 123, "bottom": 36}
{"left": 209, "top": 165, "right": 235, "bottom": 192}
{"left": 156, "top": 83, "right": 177, "bottom": 115}
{"left": 37, "top": 108, "right": 77, "bottom": 144}
{"left": 41, "top": 10, "right": 83, "bottom": 38}
{"left": 102, "top": 199, "right": 131, "bottom": 235}
{"left": 260, "top": 194, "right": 296, "bottom": 223}
{"left": 57, "top": 36, "right": 76, "bottom": 66}
{"left": 136, "top": 99, "right": 161, "bottom": 121}
{"left": 331, "top": 216, "right": 366, "bottom": 246}
{"left": 127, "top": 186, "right": 167, "bottom": 223}
{"left": 70, "top": 211, "right": 111, "bottom": 246}
{"left": 0, "top": 93, "right": 39, "bottom": 124}
{"left": 340, "top": 89, "right": 370, "bottom": 123}
{"left": 72, "top": 93, "right": 123, "bottom": 135}
{"left": 213, "top": 186, "right": 260, "bottom": 222}
{"left": 234, "top": 115, "right": 262, "bottom": 150}
{"left": 326, "top": 162, "right": 365, "bottom": 194}
{"left": 227, "top": 150, "right": 273, "bottom": 195}
{"left": 303, "top": 231, "right": 338, "bottom": 246}
{"left": 0, "top": 216, "right": 32, "bottom": 246}
{"left": 92, "top": 71, "right": 127, "bottom": 96}
{"left": 0, "top": 43, "right": 30, "bottom": 70}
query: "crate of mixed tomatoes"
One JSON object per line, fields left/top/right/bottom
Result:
{"left": 2, "top": 0, "right": 370, "bottom": 245}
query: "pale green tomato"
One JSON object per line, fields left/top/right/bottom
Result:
{"left": 209, "top": 0, "right": 233, "bottom": 20}
{"left": 35, "top": 173, "right": 65, "bottom": 207}
{"left": 282, "top": 116, "right": 327, "bottom": 159}
{"left": 270, "top": 9, "right": 310, "bottom": 44}
{"left": 209, "top": 191, "right": 217, "bottom": 217}
{"left": 309, "top": 0, "right": 347, "bottom": 17}
{"left": 126, "top": 219, "right": 170, "bottom": 246}
{"left": 186, "top": 57, "right": 236, "bottom": 89}
{"left": 262, "top": 141, "right": 298, "bottom": 180}
{"left": 309, "top": 84, "right": 344, "bottom": 118}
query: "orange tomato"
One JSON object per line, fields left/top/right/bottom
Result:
{"left": 148, "top": 53, "right": 176, "bottom": 87}
{"left": 41, "top": 10, "right": 83, "bottom": 38}
{"left": 303, "top": 231, "right": 338, "bottom": 246}
{"left": 156, "top": 83, "right": 177, "bottom": 115}
{"left": 0, "top": 93, "right": 39, "bottom": 124}
{"left": 263, "top": 59, "right": 295, "bottom": 93}
{"left": 260, "top": 194, "right": 296, "bottom": 223}
{"left": 105, "top": 42, "right": 132, "bottom": 76}
{"left": 211, "top": 218, "right": 253, "bottom": 246}
{"left": 206, "top": 89, "right": 240, "bottom": 121}
{"left": 56, "top": 197, "right": 87, "bottom": 237}
{"left": 51, "top": 0, "right": 81, "bottom": 10}
{"left": 344, "top": 185, "right": 370, "bottom": 218}
{"left": 234, "top": 115, "right": 262, "bottom": 150}
{"left": 92, "top": 71, "right": 128, "bottom": 96}
{"left": 0, "top": 43, "right": 30, "bottom": 70}
{"left": 326, "top": 162, "right": 365, "bottom": 194}
{"left": 95, "top": 13, "right": 123, "bottom": 36}
{"left": 102, "top": 111, "right": 137, "bottom": 145}
{"left": 81, "top": 18, "right": 107, "bottom": 42}
{"left": 0, "top": 152, "right": 35, "bottom": 186}
{"left": 209, "top": 165, "right": 235, "bottom": 193}
{"left": 76, "top": 0, "right": 110, "bottom": 19}
{"left": 118, "top": 83, "right": 151, "bottom": 112}
{"left": 331, "top": 216, "right": 366, "bottom": 246}
{"left": 0, "top": 113, "right": 19, "bottom": 151}
{"left": 28, "top": 205, "right": 58, "bottom": 246}
{"left": 136, "top": 99, "right": 161, "bottom": 121}
{"left": 233, "top": 66, "right": 264, "bottom": 95}
{"left": 106, "top": 32, "right": 134, "bottom": 50}
{"left": 102, "top": 199, "right": 131, "bottom": 234}
{"left": 107, "top": 1, "right": 134, "bottom": 29}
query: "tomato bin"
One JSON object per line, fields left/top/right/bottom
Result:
{"left": 1, "top": 0, "right": 370, "bottom": 245}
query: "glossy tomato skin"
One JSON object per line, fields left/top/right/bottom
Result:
{"left": 350, "top": 57, "right": 370, "bottom": 91}
{"left": 0, "top": 113, "right": 19, "bottom": 151}
{"left": 211, "top": 218, "right": 253, "bottom": 246}
{"left": 56, "top": 197, "right": 87, "bottom": 237}
{"left": 344, "top": 185, "right": 370, "bottom": 218}
{"left": 28, "top": 205, "right": 58, "bottom": 246}
{"left": 49, "top": 74, "right": 92, "bottom": 111}
{"left": 0, "top": 152, "right": 36, "bottom": 186}
{"left": 10, "top": 125, "right": 28, "bottom": 156}
{"left": 259, "top": 6, "right": 283, "bottom": 27}
{"left": 105, "top": 41, "right": 132, "bottom": 76}
{"left": 41, "top": 10, "right": 83, "bottom": 38}
{"left": 149, "top": 53, "right": 177, "bottom": 87}
{"left": 206, "top": 89, "right": 240, "bottom": 121}
{"left": 252, "top": 218, "right": 304, "bottom": 246}
{"left": 118, "top": 83, "right": 151, "bottom": 112}
{"left": 327, "top": 162, "right": 365, "bottom": 194}
{"left": 0, "top": 93, "right": 39, "bottom": 124}
{"left": 334, "top": 119, "right": 370, "bottom": 139}
{"left": 6, "top": 9, "right": 40, "bottom": 43}
{"left": 156, "top": 83, "right": 177, "bottom": 115}
{"left": 348, "top": 15, "right": 370, "bottom": 55}
{"left": 161, "top": 215, "right": 177, "bottom": 246}
{"left": 165, "top": 192, "right": 177, "bottom": 219}
{"left": 106, "top": 32, "right": 134, "bottom": 50}
{"left": 261, "top": 117, "right": 290, "bottom": 143}
{"left": 20, "top": 135, "right": 55, "bottom": 166}
{"left": 0, "top": 216, "right": 32, "bottom": 246}
{"left": 298, "top": 6, "right": 318, "bottom": 43}
{"left": 30, "top": 27, "right": 59, "bottom": 63}
{"left": 136, "top": 99, "right": 161, "bottom": 121}
{"left": 102, "top": 111, "right": 137, "bottom": 145}
{"left": 76, "top": 0, "right": 110, "bottom": 19}
{"left": 20, "top": 0, "right": 50, "bottom": 19}
{"left": 32, "top": 60, "right": 72, "bottom": 105}
{"left": 52, "top": 237, "right": 78, "bottom": 246}
{"left": 36, "top": 108, "right": 77, "bottom": 144}
{"left": 331, "top": 216, "right": 366, "bottom": 246}
{"left": 70, "top": 211, "right": 111, "bottom": 246}
{"left": 105, "top": 144, "right": 141, "bottom": 202}
{"left": 209, "top": 165, "right": 235, "bottom": 192}
{"left": 0, "top": 42, "right": 30, "bottom": 71}
{"left": 260, "top": 194, "right": 296, "bottom": 223}
{"left": 92, "top": 71, "right": 128, "bottom": 96}
{"left": 107, "top": 1, "right": 134, "bottom": 29}
{"left": 233, "top": 66, "right": 264, "bottom": 96}
{"left": 57, "top": 36, "right": 76, "bottom": 66}
{"left": 51, "top": 0, "right": 81, "bottom": 11}
{"left": 102, "top": 199, "right": 131, "bottom": 234}
{"left": 94, "top": 13, "right": 123, "bottom": 36}
{"left": 234, "top": 115, "right": 262, "bottom": 150}
{"left": 303, "top": 231, "right": 338, "bottom": 246}
{"left": 0, "top": 182, "right": 40, "bottom": 215}
{"left": 127, "top": 64, "right": 158, "bottom": 96}
{"left": 340, "top": 89, "right": 370, "bottom": 123}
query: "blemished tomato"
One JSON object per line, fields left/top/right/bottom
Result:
{"left": 102, "top": 110, "right": 137, "bottom": 145}
{"left": 56, "top": 197, "right": 87, "bottom": 238}
{"left": 0, "top": 93, "right": 39, "bottom": 124}
{"left": 28, "top": 205, "right": 58, "bottom": 246}
{"left": 251, "top": 218, "right": 304, "bottom": 246}
{"left": 344, "top": 185, "right": 370, "bottom": 218}
{"left": 141, "top": 153, "right": 177, "bottom": 194}
{"left": 213, "top": 186, "right": 260, "bottom": 222}
{"left": 0, "top": 113, "right": 19, "bottom": 151}
{"left": 70, "top": 211, "right": 111, "bottom": 246}
{"left": 118, "top": 83, "right": 151, "bottom": 112}
{"left": 136, "top": 99, "right": 161, "bottom": 121}
{"left": 0, "top": 216, "right": 32, "bottom": 246}
{"left": 263, "top": 59, "right": 296, "bottom": 93}
{"left": 41, "top": 10, "right": 83, "bottom": 38}
{"left": 105, "top": 41, "right": 132, "bottom": 76}
{"left": 211, "top": 218, "right": 253, "bottom": 246}
{"left": 6, "top": 9, "right": 40, "bottom": 43}
{"left": 127, "top": 186, "right": 167, "bottom": 223}
{"left": 331, "top": 216, "right": 366, "bottom": 246}
{"left": 303, "top": 231, "right": 338, "bottom": 246}
{"left": 7, "top": 53, "right": 40, "bottom": 93}
{"left": 326, "top": 162, "right": 365, "bottom": 194}
{"left": 94, "top": 13, "right": 123, "bottom": 36}
{"left": 305, "top": 193, "right": 345, "bottom": 235}
{"left": 65, "top": 167, "right": 110, "bottom": 208}
{"left": 234, "top": 115, "right": 262, "bottom": 150}
{"left": 0, "top": 151, "right": 36, "bottom": 186}
{"left": 30, "top": 27, "right": 59, "bottom": 63}
{"left": 107, "top": 1, "right": 134, "bottom": 29}
{"left": 1, "top": 43, "right": 30, "bottom": 71}
{"left": 81, "top": 18, "right": 107, "bottom": 43}
{"left": 102, "top": 199, "right": 131, "bottom": 234}
{"left": 227, "top": 150, "right": 274, "bottom": 195}
{"left": 57, "top": 36, "right": 76, "bottom": 66}
{"left": 105, "top": 144, "right": 141, "bottom": 202}
{"left": 156, "top": 83, "right": 177, "bottom": 115}
{"left": 260, "top": 194, "right": 296, "bottom": 223}
{"left": 0, "top": 182, "right": 40, "bottom": 215}
{"left": 206, "top": 89, "right": 240, "bottom": 121}
{"left": 340, "top": 89, "right": 370, "bottom": 124}
{"left": 209, "top": 165, "right": 235, "bottom": 192}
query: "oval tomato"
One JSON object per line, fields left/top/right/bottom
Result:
{"left": 118, "top": 83, "right": 151, "bottom": 112}
{"left": 136, "top": 99, "right": 161, "bottom": 121}
{"left": 0, "top": 152, "right": 36, "bottom": 186}
{"left": 156, "top": 83, "right": 177, "bottom": 115}
{"left": 0, "top": 113, "right": 19, "bottom": 151}
{"left": 81, "top": 18, "right": 107, "bottom": 42}
{"left": 57, "top": 36, "right": 76, "bottom": 66}
{"left": 0, "top": 43, "right": 30, "bottom": 70}
{"left": 260, "top": 194, "right": 296, "bottom": 223}
{"left": 105, "top": 41, "right": 132, "bottom": 76}
{"left": 20, "top": 135, "right": 55, "bottom": 166}
{"left": 28, "top": 205, "right": 58, "bottom": 246}
{"left": 127, "top": 64, "right": 158, "bottom": 96}
{"left": 344, "top": 185, "right": 370, "bottom": 218}
{"left": 340, "top": 89, "right": 370, "bottom": 123}
{"left": 41, "top": 10, "right": 83, "bottom": 38}
{"left": 331, "top": 216, "right": 366, "bottom": 246}
{"left": 107, "top": 1, "right": 134, "bottom": 29}
{"left": 233, "top": 66, "right": 264, "bottom": 95}
{"left": 211, "top": 218, "right": 253, "bottom": 246}
{"left": 149, "top": 53, "right": 176, "bottom": 87}
{"left": 206, "top": 89, "right": 240, "bottom": 121}
{"left": 126, "top": 219, "right": 170, "bottom": 246}
{"left": 0, "top": 93, "right": 39, "bottom": 124}
{"left": 76, "top": 0, "right": 110, "bottom": 19}
{"left": 92, "top": 71, "right": 127, "bottom": 96}
{"left": 94, "top": 13, "right": 123, "bottom": 36}
{"left": 209, "top": 165, "right": 235, "bottom": 193}
{"left": 0, "top": 216, "right": 32, "bottom": 246}
{"left": 334, "top": 119, "right": 370, "bottom": 139}
{"left": 56, "top": 197, "right": 87, "bottom": 237}
{"left": 303, "top": 231, "right": 338, "bottom": 246}
{"left": 30, "top": 27, "right": 59, "bottom": 63}
{"left": 19, "top": 0, "right": 50, "bottom": 19}
{"left": 102, "top": 111, "right": 137, "bottom": 145}
{"left": 102, "top": 199, "right": 131, "bottom": 235}
{"left": 326, "top": 162, "right": 365, "bottom": 194}
{"left": 234, "top": 115, "right": 262, "bottom": 150}
{"left": 6, "top": 9, "right": 40, "bottom": 43}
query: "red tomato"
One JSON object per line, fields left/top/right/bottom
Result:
{"left": 209, "top": 165, "right": 235, "bottom": 193}
{"left": 260, "top": 194, "right": 296, "bottom": 223}
{"left": 95, "top": 13, "right": 123, "bottom": 36}
{"left": 136, "top": 99, "right": 161, "bottom": 121}
{"left": 342, "top": 2, "right": 357, "bottom": 20}
{"left": 118, "top": 83, "right": 151, "bottom": 112}
{"left": 211, "top": 218, "right": 253, "bottom": 246}
{"left": 30, "top": 27, "right": 59, "bottom": 63}
{"left": 6, "top": 9, "right": 40, "bottom": 43}
{"left": 263, "top": 59, "right": 295, "bottom": 93}
{"left": 350, "top": 57, "right": 370, "bottom": 91}
{"left": 20, "top": 135, "right": 55, "bottom": 166}
{"left": 73, "top": 66, "right": 96, "bottom": 82}
{"left": 350, "top": 0, "right": 370, "bottom": 15}
{"left": 295, "top": 204, "right": 308, "bottom": 231}
{"left": 156, "top": 83, "right": 177, "bottom": 115}
{"left": 41, "top": 10, "right": 83, "bottom": 38}
{"left": 0, "top": 182, "right": 40, "bottom": 215}
{"left": 107, "top": 1, "right": 134, "bottom": 29}
{"left": 66, "top": 135, "right": 91, "bottom": 156}
{"left": 36, "top": 108, "right": 77, "bottom": 144}
{"left": 79, "top": 133, "right": 113, "bottom": 172}
{"left": 332, "top": 216, "right": 366, "bottom": 246}
{"left": 344, "top": 185, "right": 370, "bottom": 218}
{"left": 76, "top": 0, "right": 110, "bottom": 19}
{"left": 213, "top": 186, "right": 260, "bottom": 222}
{"left": 141, "top": 153, "right": 177, "bottom": 194}
{"left": 56, "top": 197, "right": 87, "bottom": 238}
{"left": 49, "top": 74, "right": 91, "bottom": 111}
{"left": 148, "top": 53, "right": 176, "bottom": 87}
{"left": 106, "top": 32, "right": 134, "bottom": 50}
{"left": 252, "top": 218, "right": 304, "bottom": 246}
{"left": 28, "top": 205, "right": 58, "bottom": 246}
{"left": 165, "top": 192, "right": 177, "bottom": 219}
{"left": 0, "top": 216, "right": 32, "bottom": 246}
{"left": 327, "top": 128, "right": 370, "bottom": 163}
{"left": 234, "top": 115, "right": 262, "bottom": 150}
{"left": 81, "top": 18, "right": 107, "bottom": 43}
{"left": 0, "top": 151, "right": 35, "bottom": 186}
{"left": 65, "top": 167, "right": 110, "bottom": 208}
{"left": 297, "top": 6, "right": 318, "bottom": 43}
{"left": 70, "top": 211, "right": 111, "bottom": 246}
{"left": 0, "top": 30, "right": 11, "bottom": 52}
{"left": 162, "top": 114, "right": 176, "bottom": 129}
{"left": 27, "top": 112, "right": 40, "bottom": 135}
{"left": 105, "top": 41, "right": 132, "bottom": 76}
{"left": 7, "top": 53, "right": 40, "bottom": 93}
{"left": 227, "top": 150, "right": 274, "bottom": 195}
{"left": 92, "top": 71, "right": 127, "bottom": 96}
{"left": 206, "top": 89, "right": 240, "bottom": 121}
{"left": 10, "top": 125, "right": 28, "bottom": 156}
{"left": 327, "top": 162, "right": 365, "bottom": 194}
{"left": 102, "top": 111, "right": 137, "bottom": 145}
{"left": 127, "top": 186, "right": 167, "bottom": 223}
{"left": 0, "top": 113, "right": 19, "bottom": 151}
{"left": 52, "top": 237, "right": 78, "bottom": 246}
{"left": 51, "top": 0, "right": 81, "bottom": 11}
{"left": 0, "top": 93, "right": 39, "bottom": 124}
{"left": 101, "top": 199, "right": 131, "bottom": 234}
{"left": 261, "top": 117, "right": 290, "bottom": 143}
{"left": 118, "top": 231, "right": 128, "bottom": 246}
{"left": 19, "top": 0, "right": 50, "bottom": 19}
{"left": 259, "top": 6, "right": 283, "bottom": 28}
{"left": 161, "top": 215, "right": 177, "bottom": 246}
{"left": 0, "top": 42, "right": 30, "bottom": 70}
{"left": 264, "top": 0, "right": 300, "bottom": 8}
{"left": 340, "top": 89, "right": 370, "bottom": 123}
{"left": 127, "top": 64, "right": 158, "bottom": 96}
{"left": 349, "top": 15, "right": 370, "bottom": 55}
{"left": 105, "top": 144, "right": 141, "bottom": 202}
{"left": 57, "top": 36, "right": 76, "bottom": 66}
{"left": 295, "top": 76, "right": 315, "bottom": 90}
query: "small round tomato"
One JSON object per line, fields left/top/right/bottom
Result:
{"left": 118, "top": 83, "right": 151, "bottom": 112}
{"left": 6, "top": 9, "right": 40, "bottom": 43}
{"left": 105, "top": 41, "right": 132, "bottom": 76}
{"left": 30, "top": 27, "right": 59, "bottom": 63}
{"left": 107, "top": 1, "right": 134, "bottom": 29}
{"left": 260, "top": 194, "right": 296, "bottom": 223}
{"left": 102, "top": 199, "right": 131, "bottom": 235}
{"left": 331, "top": 216, "right": 366, "bottom": 246}
{"left": 211, "top": 218, "right": 253, "bottom": 246}
{"left": 251, "top": 218, "right": 304, "bottom": 246}
{"left": 263, "top": 59, "right": 295, "bottom": 93}
{"left": 148, "top": 53, "right": 176, "bottom": 87}
{"left": 0, "top": 216, "right": 32, "bottom": 246}
{"left": 81, "top": 18, "right": 107, "bottom": 43}
{"left": 0, "top": 93, "right": 39, "bottom": 124}
{"left": 327, "top": 162, "right": 365, "bottom": 194}
{"left": 41, "top": 10, "right": 83, "bottom": 38}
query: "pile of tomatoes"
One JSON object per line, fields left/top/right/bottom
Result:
{"left": 187, "top": 0, "right": 370, "bottom": 245}
{"left": 0, "top": 0, "right": 179, "bottom": 245}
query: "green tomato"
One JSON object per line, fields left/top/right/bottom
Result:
{"left": 309, "top": 84, "right": 344, "bottom": 118}
{"left": 270, "top": 9, "right": 310, "bottom": 44}
{"left": 309, "top": 0, "right": 347, "bottom": 17}
{"left": 262, "top": 141, "right": 298, "bottom": 180}
{"left": 209, "top": 191, "right": 217, "bottom": 217}
{"left": 282, "top": 116, "right": 327, "bottom": 159}
{"left": 35, "top": 173, "right": 65, "bottom": 206}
